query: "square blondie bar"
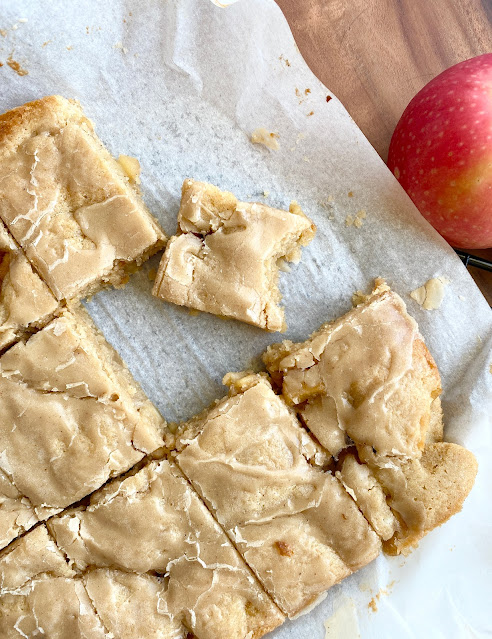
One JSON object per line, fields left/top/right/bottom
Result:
{"left": 264, "top": 280, "right": 478, "bottom": 554}
{"left": 174, "top": 373, "right": 381, "bottom": 618}
{"left": 0, "top": 526, "right": 107, "bottom": 638}
{"left": 153, "top": 179, "right": 316, "bottom": 331}
{"left": 0, "top": 220, "right": 59, "bottom": 351}
{"left": 0, "top": 308, "right": 164, "bottom": 549}
{"left": 0, "top": 96, "right": 166, "bottom": 302}
{"left": 47, "top": 458, "right": 284, "bottom": 639}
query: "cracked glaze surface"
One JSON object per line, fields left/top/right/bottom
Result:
{"left": 46, "top": 459, "right": 284, "bottom": 639}
{"left": 0, "top": 526, "right": 107, "bottom": 639}
{"left": 153, "top": 179, "right": 316, "bottom": 332}
{"left": 264, "top": 281, "right": 442, "bottom": 460}
{"left": 0, "top": 95, "right": 165, "bottom": 301}
{"left": 0, "top": 220, "right": 59, "bottom": 351}
{"left": 175, "top": 375, "right": 380, "bottom": 618}
{"left": 264, "top": 282, "right": 477, "bottom": 555}
{"left": 0, "top": 310, "right": 164, "bottom": 549}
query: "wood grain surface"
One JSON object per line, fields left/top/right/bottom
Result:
{"left": 276, "top": 0, "right": 492, "bottom": 304}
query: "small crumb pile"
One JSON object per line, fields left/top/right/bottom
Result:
{"left": 346, "top": 209, "right": 366, "bottom": 228}
{"left": 251, "top": 128, "right": 279, "bottom": 150}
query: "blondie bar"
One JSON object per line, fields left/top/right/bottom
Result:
{"left": 0, "top": 96, "right": 166, "bottom": 302}
{"left": 153, "top": 179, "right": 315, "bottom": 331}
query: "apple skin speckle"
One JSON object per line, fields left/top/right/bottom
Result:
{"left": 388, "top": 53, "right": 492, "bottom": 249}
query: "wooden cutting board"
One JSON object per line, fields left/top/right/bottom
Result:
{"left": 276, "top": 0, "right": 492, "bottom": 304}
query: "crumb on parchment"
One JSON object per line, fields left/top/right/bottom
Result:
{"left": 6, "top": 56, "right": 28, "bottom": 76}
{"left": 118, "top": 154, "right": 141, "bottom": 184}
{"left": 367, "top": 581, "right": 397, "bottom": 613}
{"left": 114, "top": 41, "right": 128, "bottom": 54}
{"left": 288, "top": 200, "right": 304, "bottom": 217}
{"left": 346, "top": 209, "right": 366, "bottom": 228}
{"left": 251, "top": 128, "right": 279, "bottom": 151}
{"left": 319, "top": 195, "right": 334, "bottom": 210}
{"left": 410, "top": 277, "right": 450, "bottom": 310}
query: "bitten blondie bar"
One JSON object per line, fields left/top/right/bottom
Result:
{"left": 0, "top": 220, "right": 59, "bottom": 351}
{"left": 153, "top": 179, "right": 316, "bottom": 331}
{"left": 263, "top": 280, "right": 478, "bottom": 555}
{"left": 0, "top": 309, "right": 164, "bottom": 549}
{"left": 174, "top": 373, "right": 381, "bottom": 618}
{"left": 47, "top": 459, "right": 284, "bottom": 639}
{"left": 0, "top": 96, "right": 166, "bottom": 302}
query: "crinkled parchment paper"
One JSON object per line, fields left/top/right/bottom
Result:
{"left": 0, "top": 0, "right": 491, "bottom": 636}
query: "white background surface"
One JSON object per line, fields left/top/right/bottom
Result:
{"left": 0, "top": 1, "right": 491, "bottom": 636}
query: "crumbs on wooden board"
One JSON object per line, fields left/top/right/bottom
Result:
{"left": 251, "top": 128, "right": 279, "bottom": 151}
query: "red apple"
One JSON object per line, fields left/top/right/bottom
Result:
{"left": 388, "top": 54, "right": 492, "bottom": 249}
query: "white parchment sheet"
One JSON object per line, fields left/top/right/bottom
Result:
{"left": 0, "top": 0, "right": 491, "bottom": 636}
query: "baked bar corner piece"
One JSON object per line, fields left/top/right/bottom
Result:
{"left": 174, "top": 372, "right": 381, "bottom": 618}
{"left": 263, "top": 278, "right": 442, "bottom": 460}
{"left": 0, "top": 219, "right": 59, "bottom": 352}
{"left": 0, "top": 525, "right": 107, "bottom": 639}
{"left": 0, "top": 95, "right": 166, "bottom": 303}
{"left": 152, "top": 179, "right": 316, "bottom": 331}
{"left": 0, "top": 307, "right": 165, "bottom": 550}
{"left": 48, "top": 458, "right": 285, "bottom": 639}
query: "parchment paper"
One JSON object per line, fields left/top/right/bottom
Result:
{"left": 0, "top": 0, "right": 491, "bottom": 636}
